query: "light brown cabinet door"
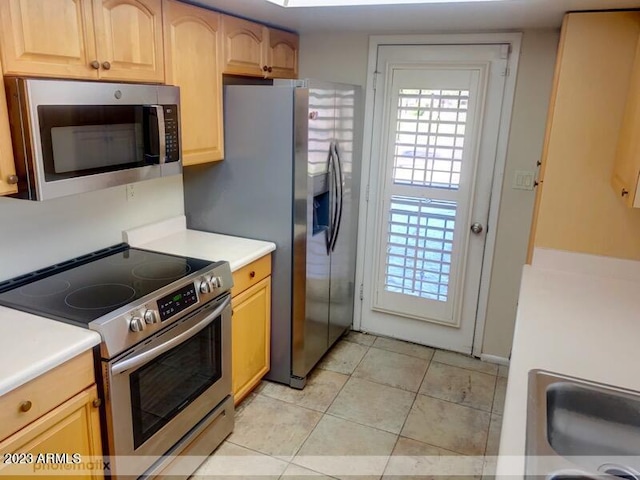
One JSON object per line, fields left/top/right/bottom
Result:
{"left": 221, "top": 15, "right": 266, "bottom": 77}
{"left": 612, "top": 36, "right": 640, "bottom": 207}
{"left": 266, "top": 28, "right": 298, "bottom": 79}
{"left": 0, "top": 0, "right": 98, "bottom": 78}
{"left": 0, "top": 386, "right": 103, "bottom": 479}
{"left": 93, "top": 0, "right": 164, "bottom": 82}
{"left": 232, "top": 276, "right": 271, "bottom": 405}
{"left": 0, "top": 57, "right": 17, "bottom": 196}
{"left": 164, "top": 0, "right": 223, "bottom": 165}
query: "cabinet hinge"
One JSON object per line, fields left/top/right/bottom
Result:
{"left": 365, "top": 184, "right": 370, "bottom": 202}
{"left": 501, "top": 67, "right": 510, "bottom": 77}
{"left": 359, "top": 284, "right": 364, "bottom": 301}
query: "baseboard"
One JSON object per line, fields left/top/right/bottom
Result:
{"left": 480, "top": 354, "right": 510, "bottom": 366}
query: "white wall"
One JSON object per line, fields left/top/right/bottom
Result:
{"left": 300, "top": 29, "right": 560, "bottom": 358}
{"left": 0, "top": 176, "right": 184, "bottom": 281}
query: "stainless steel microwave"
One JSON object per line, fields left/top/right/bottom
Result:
{"left": 4, "top": 78, "right": 181, "bottom": 201}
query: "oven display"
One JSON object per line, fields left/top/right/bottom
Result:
{"left": 157, "top": 284, "right": 198, "bottom": 321}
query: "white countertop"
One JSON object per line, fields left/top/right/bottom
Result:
{"left": 0, "top": 306, "right": 100, "bottom": 396}
{"left": 497, "top": 248, "right": 640, "bottom": 477}
{"left": 123, "top": 216, "right": 276, "bottom": 271}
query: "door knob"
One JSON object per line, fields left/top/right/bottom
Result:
{"left": 470, "top": 222, "right": 483, "bottom": 234}
{"left": 90, "top": 60, "right": 100, "bottom": 69}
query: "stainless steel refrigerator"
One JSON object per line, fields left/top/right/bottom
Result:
{"left": 183, "top": 79, "right": 361, "bottom": 388}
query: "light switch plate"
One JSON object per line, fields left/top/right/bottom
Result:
{"left": 513, "top": 170, "right": 535, "bottom": 190}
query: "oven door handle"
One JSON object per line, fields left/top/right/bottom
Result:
{"left": 111, "top": 295, "right": 231, "bottom": 375}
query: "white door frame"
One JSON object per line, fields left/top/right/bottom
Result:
{"left": 353, "top": 33, "right": 522, "bottom": 357}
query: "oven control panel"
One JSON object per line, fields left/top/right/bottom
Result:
{"left": 157, "top": 283, "right": 198, "bottom": 322}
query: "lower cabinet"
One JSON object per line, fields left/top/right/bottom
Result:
{"left": 0, "top": 386, "right": 103, "bottom": 479}
{"left": 231, "top": 255, "right": 272, "bottom": 405}
{"left": 0, "top": 351, "right": 103, "bottom": 479}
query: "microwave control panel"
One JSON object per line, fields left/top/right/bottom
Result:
{"left": 164, "top": 105, "right": 180, "bottom": 162}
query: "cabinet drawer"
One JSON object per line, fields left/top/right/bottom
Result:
{"left": 0, "top": 350, "right": 95, "bottom": 442}
{"left": 231, "top": 254, "right": 271, "bottom": 297}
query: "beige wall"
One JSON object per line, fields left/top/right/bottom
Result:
{"left": 533, "top": 12, "right": 640, "bottom": 260}
{"left": 0, "top": 176, "right": 184, "bottom": 281}
{"left": 300, "top": 30, "right": 559, "bottom": 358}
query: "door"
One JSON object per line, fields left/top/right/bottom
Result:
{"left": 293, "top": 84, "right": 335, "bottom": 380}
{"left": 0, "top": 386, "right": 103, "bottom": 480}
{"left": 0, "top": 0, "right": 98, "bottom": 79}
{"left": 163, "top": 0, "right": 224, "bottom": 165}
{"left": 106, "top": 294, "right": 231, "bottom": 475}
{"left": 328, "top": 85, "right": 359, "bottom": 346}
{"left": 92, "top": 0, "right": 164, "bottom": 83}
{"left": 232, "top": 277, "right": 271, "bottom": 404}
{"left": 361, "top": 44, "right": 509, "bottom": 353}
{"left": 266, "top": 28, "right": 299, "bottom": 79}
{"left": 221, "top": 15, "right": 266, "bottom": 77}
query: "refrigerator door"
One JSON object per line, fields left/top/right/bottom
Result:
{"left": 328, "top": 85, "right": 361, "bottom": 347}
{"left": 292, "top": 85, "right": 336, "bottom": 381}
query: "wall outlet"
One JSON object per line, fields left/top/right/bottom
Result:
{"left": 126, "top": 184, "right": 136, "bottom": 202}
{"left": 512, "top": 170, "right": 535, "bottom": 191}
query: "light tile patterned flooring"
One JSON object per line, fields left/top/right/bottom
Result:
{"left": 193, "top": 331, "right": 508, "bottom": 479}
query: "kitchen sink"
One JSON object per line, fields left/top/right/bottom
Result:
{"left": 526, "top": 370, "right": 640, "bottom": 479}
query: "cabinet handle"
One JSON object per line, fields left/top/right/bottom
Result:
{"left": 622, "top": 188, "right": 629, "bottom": 197}
{"left": 102, "top": 61, "right": 111, "bottom": 70}
{"left": 7, "top": 175, "right": 18, "bottom": 185}
{"left": 92, "top": 398, "right": 102, "bottom": 408}
{"left": 19, "top": 400, "right": 32, "bottom": 413}
{"left": 268, "top": 66, "right": 273, "bottom": 73}
{"left": 263, "top": 65, "right": 269, "bottom": 72}
{"left": 90, "top": 60, "right": 100, "bottom": 70}
{"left": 249, "top": 271, "right": 256, "bottom": 279}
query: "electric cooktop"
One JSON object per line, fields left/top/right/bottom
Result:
{"left": 0, "top": 243, "right": 213, "bottom": 326}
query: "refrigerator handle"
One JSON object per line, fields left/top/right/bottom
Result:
{"left": 330, "top": 142, "right": 344, "bottom": 252}
{"left": 328, "top": 141, "right": 341, "bottom": 256}
{"left": 325, "top": 142, "right": 336, "bottom": 255}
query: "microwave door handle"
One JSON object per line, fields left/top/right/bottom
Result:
{"left": 111, "top": 294, "right": 230, "bottom": 375}
{"left": 153, "top": 105, "right": 166, "bottom": 164}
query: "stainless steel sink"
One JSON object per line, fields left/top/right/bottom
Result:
{"left": 526, "top": 370, "right": 640, "bottom": 479}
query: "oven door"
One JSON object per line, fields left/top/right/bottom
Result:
{"left": 104, "top": 292, "right": 231, "bottom": 477}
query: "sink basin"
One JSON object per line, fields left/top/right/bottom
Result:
{"left": 526, "top": 370, "right": 640, "bottom": 478}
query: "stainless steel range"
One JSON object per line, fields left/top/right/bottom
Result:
{"left": 0, "top": 244, "right": 234, "bottom": 479}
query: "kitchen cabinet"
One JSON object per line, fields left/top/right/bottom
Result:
{"left": 266, "top": 28, "right": 299, "bottom": 79}
{"left": 0, "top": 0, "right": 164, "bottom": 82}
{"left": 0, "top": 56, "right": 17, "bottom": 197}
{"left": 221, "top": 15, "right": 298, "bottom": 79}
{"left": 163, "top": 0, "right": 224, "bottom": 165}
{"left": 0, "top": 351, "right": 102, "bottom": 479}
{"left": 527, "top": 11, "right": 640, "bottom": 262}
{"left": 231, "top": 254, "right": 272, "bottom": 405}
{"left": 612, "top": 36, "right": 640, "bottom": 207}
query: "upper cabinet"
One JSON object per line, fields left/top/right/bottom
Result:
{"left": 612, "top": 35, "right": 640, "bottom": 208}
{"left": 0, "top": 55, "right": 17, "bottom": 197}
{"left": 528, "top": 12, "right": 640, "bottom": 262}
{"left": 266, "top": 28, "right": 299, "bottom": 79}
{"left": 92, "top": 0, "right": 164, "bottom": 82}
{"left": 0, "top": 0, "right": 164, "bottom": 82}
{"left": 163, "top": 0, "right": 223, "bottom": 165}
{"left": 221, "top": 15, "right": 266, "bottom": 77}
{"left": 221, "top": 15, "right": 298, "bottom": 79}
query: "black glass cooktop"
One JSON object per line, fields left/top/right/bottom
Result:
{"left": 0, "top": 244, "right": 213, "bottom": 326}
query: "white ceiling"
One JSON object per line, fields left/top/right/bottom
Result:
{"left": 189, "top": 0, "right": 640, "bottom": 33}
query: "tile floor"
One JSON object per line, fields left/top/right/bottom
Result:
{"left": 193, "top": 331, "right": 508, "bottom": 479}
